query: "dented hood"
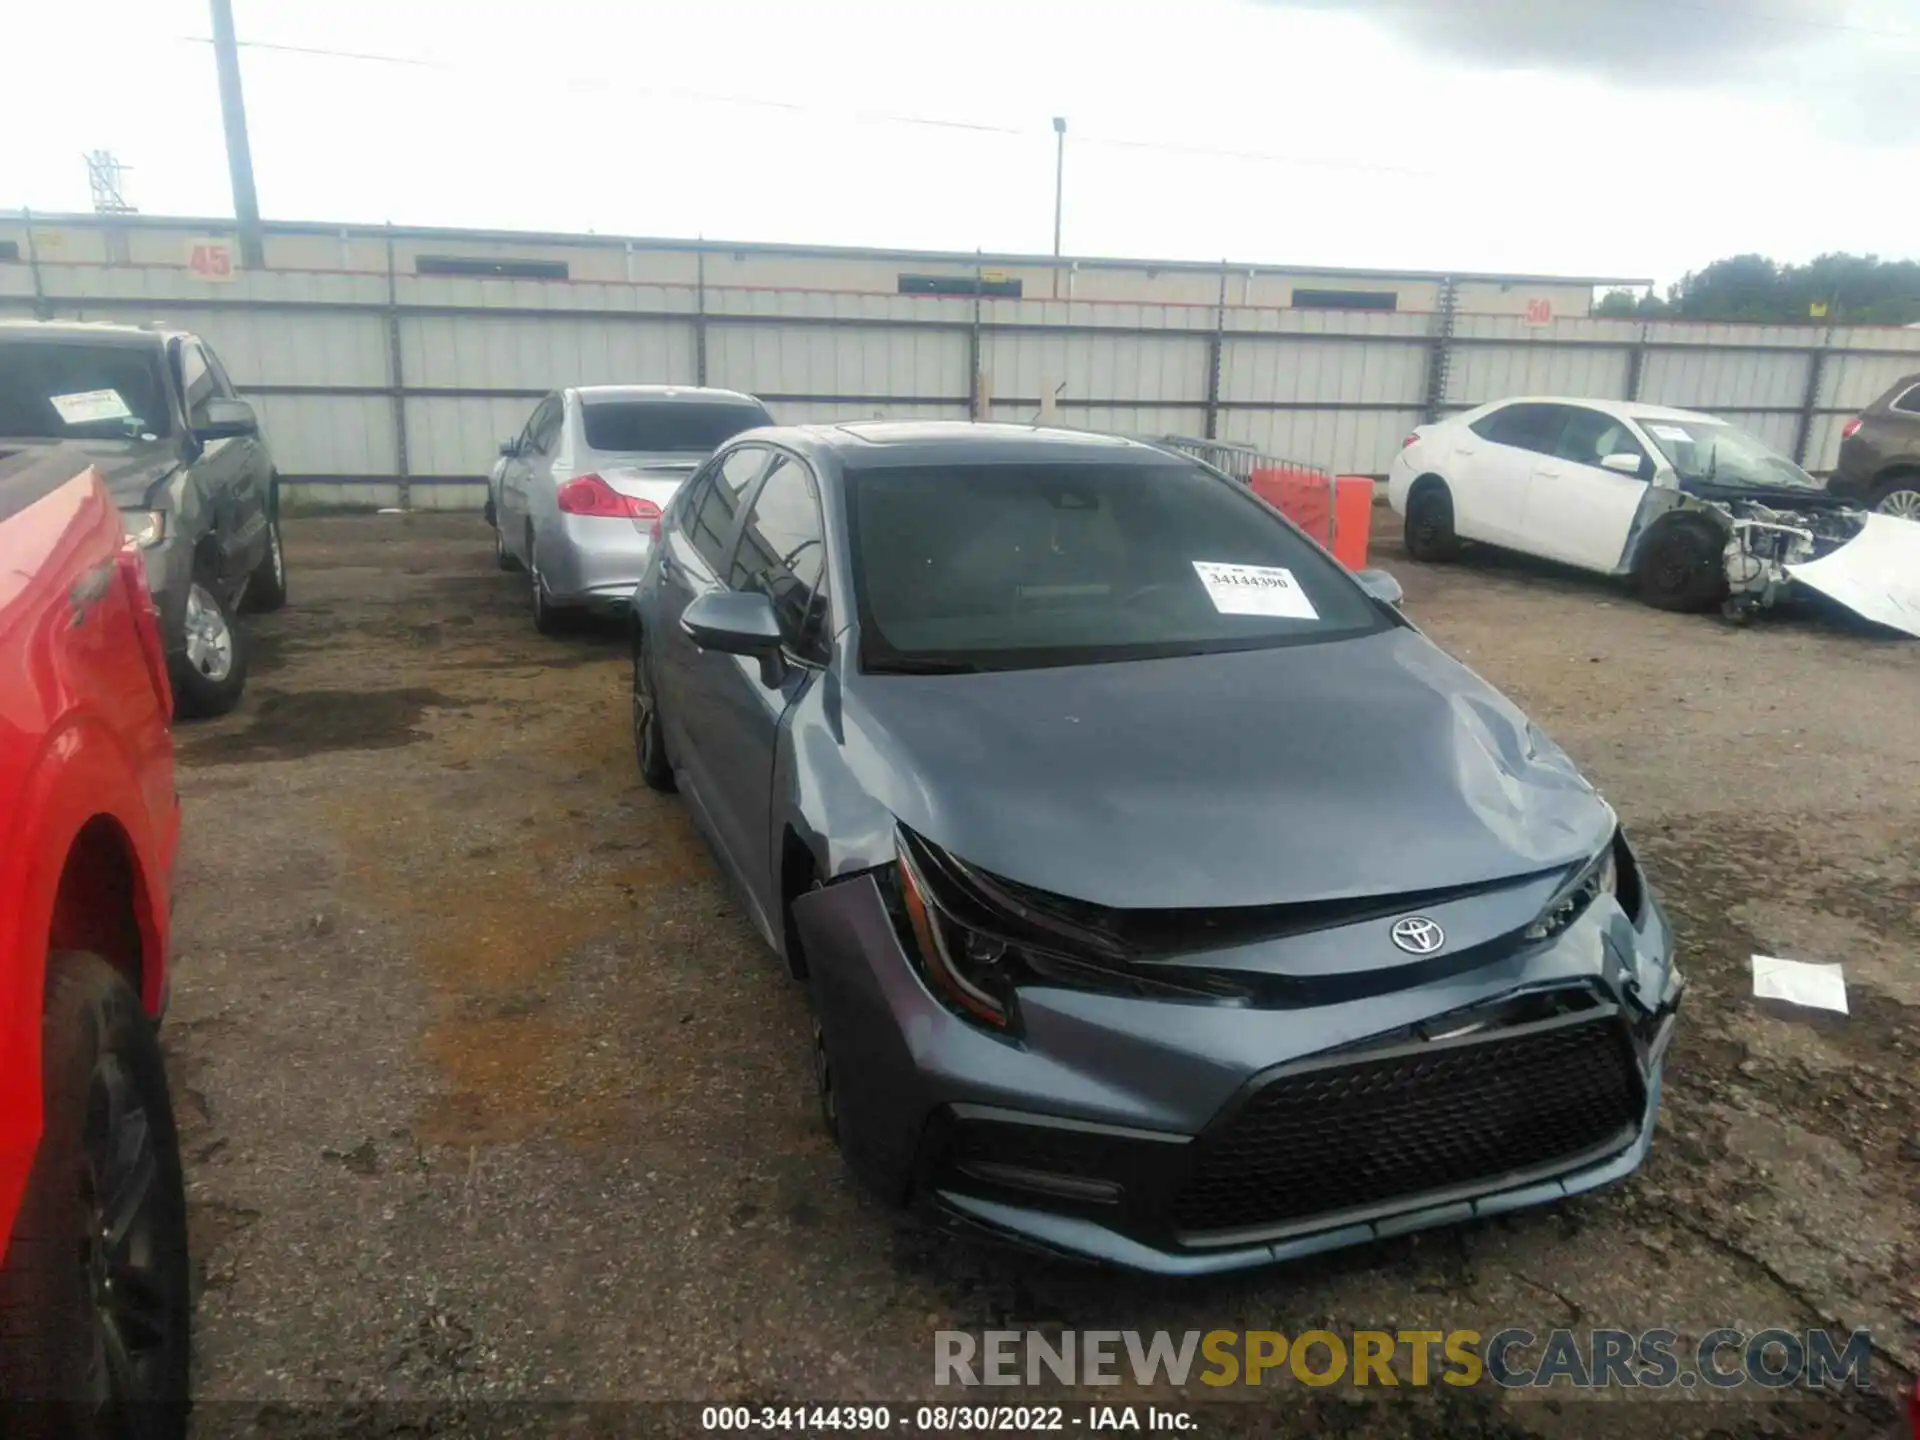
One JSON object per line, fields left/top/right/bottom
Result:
{"left": 1787, "top": 512, "right": 1920, "bottom": 638}
{"left": 838, "top": 627, "right": 1612, "bottom": 910}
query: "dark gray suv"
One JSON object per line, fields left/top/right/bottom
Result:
{"left": 0, "top": 321, "right": 285, "bottom": 716}
{"left": 1829, "top": 371, "right": 1920, "bottom": 518}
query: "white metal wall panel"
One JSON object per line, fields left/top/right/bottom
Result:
{"left": 706, "top": 323, "right": 968, "bottom": 402}
{"left": 1639, "top": 347, "right": 1810, "bottom": 412}
{"left": 1446, "top": 343, "right": 1631, "bottom": 405}
{"left": 1220, "top": 337, "right": 1426, "bottom": 405}
{"left": 987, "top": 403, "right": 1209, "bottom": 437}
{"left": 248, "top": 395, "right": 394, "bottom": 477}
{"left": 405, "top": 396, "right": 541, "bottom": 477}
{"left": 399, "top": 314, "right": 696, "bottom": 390}
{"left": 412, "top": 483, "right": 488, "bottom": 512}
{"left": 764, "top": 401, "right": 970, "bottom": 426}
{"left": 1220, "top": 408, "right": 1425, "bottom": 475}
{"left": 982, "top": 332, "right": 1209, "bottom": 405}
{"left": 1802, "top": 414, "right": 1850, "bottom": 473}
{"left": 1820, "top": 351, "right": 1920, "bottom": 410}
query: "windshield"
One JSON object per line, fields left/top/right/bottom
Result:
{"left": 846, "top": 460, "right": 1387, "bottom": 673}
{"left": 0, "top": 340, "right": 172, "bottom": 440}
{"left": 1634, "top": 416, "right": 1816, "bottom": 491}
{"left": 581, "top": 400, "right": 769, "bottom": 453}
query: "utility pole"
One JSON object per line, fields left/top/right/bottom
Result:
{"left": 209, "top": 0, "right": 265, "bottom": 269}
{"left": 1051, "top": 116, "right": 1067, "bottom": 299}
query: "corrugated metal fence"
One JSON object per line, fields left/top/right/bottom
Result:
{"left": 5, "top": 255, "right": 1917, "bottom": 511}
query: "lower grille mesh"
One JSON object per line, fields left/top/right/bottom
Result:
{"left": 1174, "top": 1015, "right": 1643, "bottom": 1237}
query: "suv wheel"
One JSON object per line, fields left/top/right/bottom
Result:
{"left": 0, "top": 953, "right": 190, "bottom": 1433}
{"left": 1872, "top": 477, "right": 1920, "bottom": 520}
{"left": 170, "top": 581, "right": 248, "bottom": 718}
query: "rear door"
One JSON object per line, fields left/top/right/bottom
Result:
{"left": 500, "top": 395, "right": 560, "bottom": 555}
{"left": 1521, "top": 405, "right": 1653, "bottom": 573}
{"left": 1455, "top": 403, "right": 1563, "bottom": 548}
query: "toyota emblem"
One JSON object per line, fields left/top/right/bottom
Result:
{"left": 1390, "top": 916, "right": 1446, "bottom": 955}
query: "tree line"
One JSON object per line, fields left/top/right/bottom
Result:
{"left": 1595, "top": 254, "right": 1920, "bottom": 326}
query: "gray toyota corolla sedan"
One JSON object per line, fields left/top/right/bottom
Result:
{"left": 628, "top": 421, "right": 1681, "bottom": 1275}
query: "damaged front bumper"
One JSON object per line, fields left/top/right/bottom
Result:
{"left": 1708, "top": 494, "right": 1920, "bottom": 635}
{"left": 793, "top": 847, "right": 1681, "bottom": 1275}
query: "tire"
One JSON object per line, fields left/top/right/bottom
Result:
{"left": 1635, "top": 515, "right": 1727, "bottom": 612}
{"left": 631, "top": 634, "right": 675, "bottom": 793}
{"left": 169, "top": 581, "right": 248, "bottom": 719}
{"left": 0, "top": 952, "right": 190, "bottom": 1439}
{"left": 527, "top": 528, "right": 569, "bottom": 636}
{"left": 493, "top": 519, "right": 519, "bottom": 572}
{"left": 1872, "top": 474, "right": 1920, "bottom": 521}
{"left": 242, "top": 509, "right": 287, "bottom": 614}
{"left": 1404, "top": 483, "right": 1461, "bottom": 562}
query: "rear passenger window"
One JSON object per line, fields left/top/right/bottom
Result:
{"left": 1471, "top": 403, "right": 1562, "bottom": 454}
{"left": 1893, "top": 385, "right": 1920, "bottom": 416}
{"left": 729, "top": 455, "right": 830, "bottom": 659}
{"left": 687, "top": 446, "right": 766, "bottom": 573}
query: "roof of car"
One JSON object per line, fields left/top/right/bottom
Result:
{"left": 1472, "top": 396, "right": 1724, "bottom": 425}
{"left": 571, "top": 385, "right": 764, "bottom": 407}
{"left": 0, "top": 319, "right": 173, "bottom": 348}
{"left": 776, "top": 420, "right": 1171, "bottom": 467}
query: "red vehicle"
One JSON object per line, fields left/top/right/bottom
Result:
{"left": 0, "top": 449, "right": 189, "bottom": 1431}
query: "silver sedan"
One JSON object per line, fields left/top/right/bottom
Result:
{"left": 488, "top": 385, "right": 772, "bottom": 632}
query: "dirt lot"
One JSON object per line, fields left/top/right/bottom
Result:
{"left": 166, "top": 513, "right": 1916, "bottom": 1436}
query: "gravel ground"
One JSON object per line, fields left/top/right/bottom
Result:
{"left": 165, "top": 514, "right": 1917, "bottom": 1438}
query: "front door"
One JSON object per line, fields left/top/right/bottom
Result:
{"left": 683, "top": 451, "right": 832, "bottom": 927}
{"left": 1522, "top": 406, "right": 1654, "bottom": 573}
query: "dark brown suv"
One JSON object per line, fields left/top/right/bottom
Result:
{"left": 1828, "top": 371, "right": 1920, "bottom": 518}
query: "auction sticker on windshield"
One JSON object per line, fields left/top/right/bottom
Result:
{"left": 1192, "top": 561, "right": 1319, "bottom": 619}
{"left": 1647, "top": 424, "right": 1693, "bottom": 443}
{"left": 49, "top": 389, "right": 133, "bottom": 425}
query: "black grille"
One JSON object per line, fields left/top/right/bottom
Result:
{"left": 1173, "top": 1013, "right": 1643, "bottom": 1239}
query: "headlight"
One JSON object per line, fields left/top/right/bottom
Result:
{"left": 884, "top": 829, "right": 1246, "bottom": 1031}
{"left": 1523, "top": 840, "right": 1617, "bottom": 943}
{"left": 121, "top": 509, "right": 167, "bottom": 548}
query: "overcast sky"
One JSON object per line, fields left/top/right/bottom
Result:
{"left": 2, "top": 0, "right": 1915, "bottom": 285}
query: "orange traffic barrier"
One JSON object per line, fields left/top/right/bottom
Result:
{"left": 1332, "top": 475, "right": 1374, "bottom": 570}
{"left": 1247, "top": 467, "right": 1374, "bottom": 570}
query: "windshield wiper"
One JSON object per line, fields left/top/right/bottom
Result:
{"left": 864, "top": 656, "right": 984, "bottom": 675}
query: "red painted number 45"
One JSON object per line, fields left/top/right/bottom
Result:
{"left": 189, "top": 243, "right": 234, "bottom": 279}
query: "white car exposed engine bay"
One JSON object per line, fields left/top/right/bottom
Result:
{"left": 1387, "top": 396, "right": 1920, "bottom": 636}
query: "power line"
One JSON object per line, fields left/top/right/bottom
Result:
{"left": 180, "top": 35, "right": 1444, "bottom": 179}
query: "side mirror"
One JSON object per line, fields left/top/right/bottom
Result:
{"left": 1354, "top": 568, "right": 1404, "bottom": 608}
{"left": 499, "top": 437, "right": 520, "bottom": 458}
{"left": 681, "top": 590, "right": 784, "bottom": 657}
{"left": 195, "top": 396, "right": 257, "bottom": 440}
{"left": 1600, "top": 452, "right": 1645, "bottom": 476}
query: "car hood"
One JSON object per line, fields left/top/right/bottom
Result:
{"left": 836, "top": 627, "right": 1612, "bottom": 910}
{"left": 0, "top": 437, "right": 178, "bottom": 506}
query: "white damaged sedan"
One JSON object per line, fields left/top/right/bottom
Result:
{"left": 1388, "top": 396, "right": 1920, "bottom": 634}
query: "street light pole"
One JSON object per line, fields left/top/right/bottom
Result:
{"left": 209, "top": 0, "right": 265, "bottom": 269}
{"left": 1051, "top": 116, "right": 1067, "bottom": 299}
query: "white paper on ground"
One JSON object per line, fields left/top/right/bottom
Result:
{"left": 49, "top": 388, "right": 132, "bottom": 425}
{"left": 1751, "top": 955, "right": 1848, "bottom": 1013}
{"left": 1786, "top": 513, "right": 1920, "bottom": 638}
{"left": 1191, "top": 561, "right": 1319, "bottom": 619}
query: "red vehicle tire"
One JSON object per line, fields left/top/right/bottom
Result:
{"left": 0, "top": 952, "right": 189, "bottom": 1438}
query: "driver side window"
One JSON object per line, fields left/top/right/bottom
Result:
{"left": 1554, "top": 408, "right": 1648, "bottom": 470}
